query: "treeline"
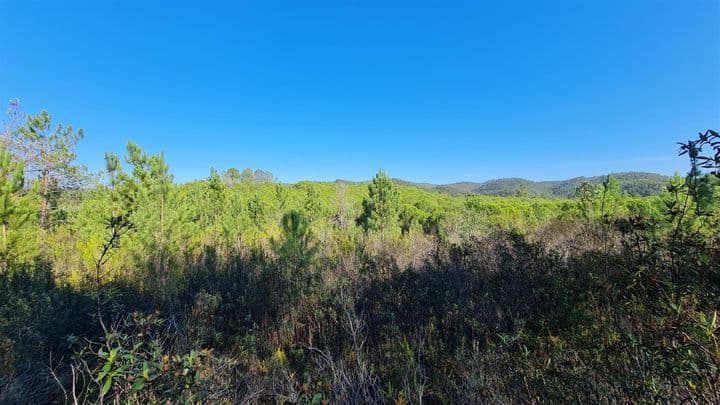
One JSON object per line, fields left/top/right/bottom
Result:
{"left": 425, "top": 172, "right": 669, "bottom": 198}
{"left": 218, "top": 167, "right": 277, "bottom": 186}
{"left": 0, "top": 100, "right": 718, "bottom": 403}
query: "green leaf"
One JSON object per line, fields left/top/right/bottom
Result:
{"left": 108, "top": 347, "right": 119, "bottom": 363}
{"left": 711, "top": 311, "right": 717, "bottom": 330}
{"left": 131, "top": 379, "right": 145, "bottom": 393}
{"left": 101, "top": 376, "right": 113, "bottom": 397}
{"left": 97, "top": 363, "right": 112, "bottom": 382}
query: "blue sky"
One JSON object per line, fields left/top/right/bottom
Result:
{"left": 1, "top": 1, "right": 718, "bottom": 184}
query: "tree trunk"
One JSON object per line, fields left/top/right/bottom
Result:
{"left": 1, "top": 221, "right": 7, "bottom": 273}
{"left": 159, "top": 193, "right": 166, "bottom": 290}
{"left": 39, "top": 169, "right": 50, "bottom": 228}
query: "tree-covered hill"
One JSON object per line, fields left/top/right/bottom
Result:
{"left": 391, "top": 172, "right": 669, "bottom": 197}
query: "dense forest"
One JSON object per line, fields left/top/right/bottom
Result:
{"left": 0, "top": 100, "right": 718, "bottom": 404}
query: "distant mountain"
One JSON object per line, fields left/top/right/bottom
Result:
{"left": 394, "top": 172, "right": 670, "bottom": 198}
{"left": 391, "top": 179, "right": 438, "bottom": 190}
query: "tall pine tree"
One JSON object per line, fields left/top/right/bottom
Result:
{"left": 357, "top": 170, "right": 399, "bottom": 233}
{"left": 10, "top": 110, "right": 85, "bottom": 228}
{"left": 0, "top": 148, "right": 27, "bottom": 271}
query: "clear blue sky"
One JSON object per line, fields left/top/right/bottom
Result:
{"left": 1, "top": 1, "right": 718, "bottom": 184}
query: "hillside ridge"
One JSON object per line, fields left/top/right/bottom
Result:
{"left": 376, "top": 171, "right": 669, "bottom": 197}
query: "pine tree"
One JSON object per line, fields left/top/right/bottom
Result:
{"left": 275, "top": 184, "right": 289, "bottom": 210}
{"left": 357, "top": 170, "right": 399, "bottom": 233}
{"left": 272, "top": 210, "right": 318, "bottom": 298}
{"left": 9, "top": 110, "right": 85, "bottom": 228}
{"left": 303, "top": 185, "right": 323, "bottom": 222}
{"left": 599, "top": 175, "right": 622, "bottom": 219}
{"left": 117, "top": 142, "right": 173, "bottom": 293}
{"left": 207, "top": 167, "right": 223, "bottom": 194}
{"left": 0, "top": 148, "right": 26, "bottom": 271}
{"left": 575, "top": 181, "right": 598, "bottom": 221}
{"left": 274, "top": 210, "right": 317, "bottom": 270}
{"left": 222, "top": 168, "right": 241, "bottom": 186}
{"left": 399, "top": 204, "right": 419, "bottom": 236}
{"left": 247, "top": 195, "right": 265, "bottom": 228}
{"left": 240, "top": 168, "right": 255, "bottom": 182}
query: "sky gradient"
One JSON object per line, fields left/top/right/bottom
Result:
{"left": 1, "top": 0, "right": 719, "bottom": 184}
